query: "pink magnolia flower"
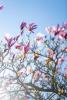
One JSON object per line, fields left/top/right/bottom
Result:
{"left": 4, "top": 35, "right": 13, "bottom": 49}
{"left": 49, "top": 24, "right": 63, "bottom": 36}
{"left": 15, "top": 42, "right": 30, "bottom": 54}
{"left": 4, "top": 33, "right": 20, "bottom": 49}
{"left": 28, "top": 23, "right": 37, "bottom": 33}
{"left": 54, "top": 24, "right": 62, "bottom": 35}
{"left": 45, "top": 24, "right": 67, "bottom": 39}
{"left": 58, "top": 31, "right": 67, "bottom": 39}
{"left": 15, "top": 44, "right": 21, "bottom": 49}
{"left": 20, "top": 22, "right": 27, "bottom": 30}
{"left": 24, "top": 42, "right": 30, "bottom": 53}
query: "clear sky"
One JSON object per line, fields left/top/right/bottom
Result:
{"left": 0, "top": 0, "right": 67, "bottom": 38}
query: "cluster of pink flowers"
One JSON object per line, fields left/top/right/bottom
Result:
{"left": 20, "top": 22, "right": 37, "bottom": 33}
{"left": 45, "top": 23, "right": 67, "bottom": 39}
{"left": 2, "top": 21, "right": 67, "bottom": 85}
{"left": 4, "top": 33, "right": 22, "bottom": 50}
{"left": 15, "top": 42, "right": 30, "bottom": 54}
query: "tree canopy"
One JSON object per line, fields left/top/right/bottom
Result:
{"left": 0, "top": 22, "right": 67, "bottom": 100}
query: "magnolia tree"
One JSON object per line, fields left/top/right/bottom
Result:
{"left": 0, "top": 22, "right": 67, "bottom": 100}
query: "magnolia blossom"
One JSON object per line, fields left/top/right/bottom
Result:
{"left": 23, "top": 42, "right": 30, "bottom": 53}
{"left": 45, "top": 24, "right": 62, "bottom": 35}
{"left": 15, "top": 42, "right": 30, "bottom": 54}
{"left": 28, "top": 23, "right": 37, "bottom": 33}
{"left": 15, "top": 43, "right": 22, "bottom": 50}
{"left": 20, "top": 22, "right": 27, "bottom": 30}
{"left": 45, "top": 24, "right": 67, "bottom": 39}
{"left": 58, "top": 31, "right": 67, "bottom": 39}
{"left": 58, "top": 34, "right": 64, "bottom": 40}
{"left": 4, "top": 33, "right": 20, "bottom": 49}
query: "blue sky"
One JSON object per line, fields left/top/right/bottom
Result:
{"left": 0, "top": 0, "right": 67, "bottom": 38}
